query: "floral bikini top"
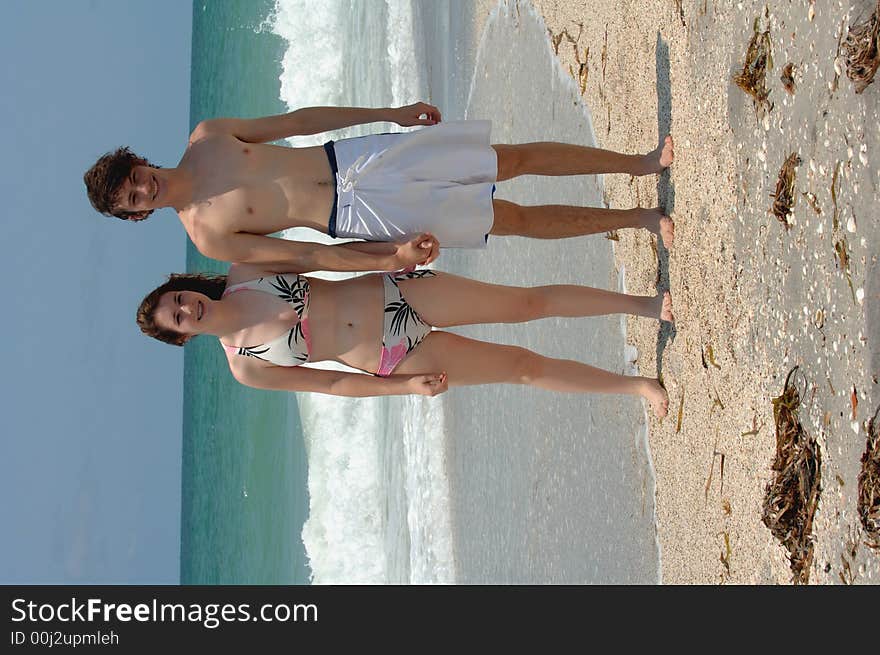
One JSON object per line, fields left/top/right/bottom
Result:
{"left": 220, "top": 275, "right": 311, "bottom": 366}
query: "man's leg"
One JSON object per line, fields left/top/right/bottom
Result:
{"left": 492, "top": 136, "right": 674, "bottom": 181}
{"left": 490, "top": 200, "right": 675, "bottom": 247}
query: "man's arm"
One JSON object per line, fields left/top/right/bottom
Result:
{"left": 337, "top": 237, "right": 439, "bottom": 267}
{"left": 198, "top": 231, "right": 437, "bottom": 273}
{"left": 190, "top": 102, "right": 442, "bottom": 145}
{"left": 230, "top": 359, "right": 448, "bottom": 398}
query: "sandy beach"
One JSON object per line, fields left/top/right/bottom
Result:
{"left": 510, "top": 0, "right": 880, "bottom": 584}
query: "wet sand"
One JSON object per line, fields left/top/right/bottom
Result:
{"left": 440, "top": 1, "right": 660, "bottom": 584}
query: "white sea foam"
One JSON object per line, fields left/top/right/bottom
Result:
{"left": 297, "top": 391, "right": 389, "bottom": 583}
{"left": 272, "top": 0, "right": 345, "bottom": 125}
{"left": 271, "top": 0, "right": 423, "bottom": 147}
{"left": 271, "top": 0, "right": 450, "bottom": 583}
{"left": 278, "top": 227, "right": 454, "bottom": 584}
{"left": 383, "top": 0, "right": 420, "bottom": 106}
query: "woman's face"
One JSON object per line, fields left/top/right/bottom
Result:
{"left": 154, "top": 290, "right": 213, "bottom": 340}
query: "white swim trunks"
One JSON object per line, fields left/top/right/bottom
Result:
{"left": 323, "top": 120, "right": 497, "bottom": 248}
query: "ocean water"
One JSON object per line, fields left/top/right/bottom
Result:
{"left": 183, "top": 0, "right": 659, "bottom": 584}
{"left": 183, "top": 0, "right": 310, "bottom": 584}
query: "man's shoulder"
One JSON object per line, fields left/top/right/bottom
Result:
{"left": 186, "top": 130, "right": 238, "bottom": 154}
{"left": 180, "top": 205, "right": 227, "bottom": 250}
{"left": 188, "top": 118, "right": 257, "bottom": 149}
{"left": 188, "top": 119, "right": 224, "bottom": 146}
{"left": 183, "top": 203, "right": 224, "bottom": 227}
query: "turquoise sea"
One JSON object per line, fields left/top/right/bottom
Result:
{"left": 183, "top": 0, "right": 310, "bottom": 584}
{"left": 182, "top": 0, "right": 661, "bottom": 584}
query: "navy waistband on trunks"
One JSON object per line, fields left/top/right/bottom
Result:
{"left": 485, "top": 183, "right": 496, "bottom": 244}
{"left": 323, "top": 140, "right": 339, "bottom": 238}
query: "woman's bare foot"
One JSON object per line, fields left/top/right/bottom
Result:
{"left": 658, "top": 216, "right": 674, "bottom": 247}
{"left": 660, "top": 291, "right": 674, "bottom": 323}
{"left": 640, "top": 135, "right": 674, "bottom": 175}
{"left": 650, "top": 290, "right": 674, "bottom": 323}
{"left": 642, "top": 379, "right": 669, "bottom": 418}
{"left": 641, "top": 208, "right": 675, "bottom": 248}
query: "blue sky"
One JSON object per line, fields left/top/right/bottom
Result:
{"left": 1, "top": 1, "right": 191, "bottom": 583}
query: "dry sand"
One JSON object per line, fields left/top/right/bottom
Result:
{"left": 523, "top": 0, "right": 880, "bottom": 584}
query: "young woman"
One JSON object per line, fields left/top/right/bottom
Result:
{"left": 137, "top": 264, "right": 673, "bottom": 416}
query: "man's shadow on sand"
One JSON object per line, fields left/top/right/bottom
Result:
{"left": 655, "top": 32, "right": 675, "bottom": 383}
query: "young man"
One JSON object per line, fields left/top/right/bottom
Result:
{"left": 85, "top": 102, "right": 674, "bottom": 273}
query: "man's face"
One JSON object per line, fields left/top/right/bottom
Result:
{"left": 113, "top": 164, "right": 164, "bottom": 220}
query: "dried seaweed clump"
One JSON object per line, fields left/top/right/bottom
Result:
{"left": 780, "top": 62, "right": 796, "bottom": 94}
{"left": 762, "top": 367, "right": 822, "bottom": 584}
{"left": 770, "top": 153, "right": 801, "bottom": 228}
{"left": 857, "top": 405, "right": 880, "bottom": 550}
{"left": 843, "top": 0, "right": 880, "bottom": 93}
{"left": 733, "top": 18, "right": 773, "bottom": 115}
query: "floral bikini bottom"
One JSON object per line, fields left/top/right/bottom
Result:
{"left": 377, "top": 270, "right": 437, "bottom": 377}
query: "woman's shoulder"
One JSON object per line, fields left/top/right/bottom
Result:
{"left": 224, "top": 344, "right": 274, "bottom": 385}
{"left": 226, "top": 263, "right": 271, "bottom": 286}
{"left": 226, "top": 264, "right": 309, "bottom": 286}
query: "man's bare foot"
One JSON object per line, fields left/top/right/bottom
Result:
{"left": 642, "top": 379, "right": 669, "bottom": 418}
{"left": 658, "top": 135, "right": 674, "bottom": 168}
{"left": 642, "top": 208, "right": 675, "bottom": 248}
{"left": 640, "top": 135, "right": 674, "bottom": 175}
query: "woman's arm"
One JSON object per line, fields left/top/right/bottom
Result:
{"left": 336, "top": 234, "right": 439, "bottom": 267}
{"left": 230, "top": 359, "right": 447, "bottom": 397}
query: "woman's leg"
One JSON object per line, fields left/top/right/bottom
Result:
{"left": 490, "top": 201, "right": 675, "bottom": 247}
{"left": 396, "top": 273, "right": 674, "bottom": 328}
{"left": 394, "top": 331, "right": 669, "bottom": 417}
{"left": 492, "top": 136, "right": 674, "bottom": 180}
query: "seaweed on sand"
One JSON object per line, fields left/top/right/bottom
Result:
{"left": 780, "top": 62, "right": 796, "bottom": 94}
{"left": 761, "top": 367, "right": 822, "bottom": 584}
{"left": 843, "top": 0, "right": 880, "bottom": 94}
{"left": 857, "top": 405, "right": 880, "bottom": 550}
{"left": 802, "top": 191, "right": 821, "bottom": 214}
{"left": 733, "top": 17, "right": 774, "bottom": 116}
{"left": 831, "top": 162, "right": 841, "bottom": 230}
{"left": 770, "top": 153, "right": 801, "bottom": 228}
{"left": 833, "top": 237, "right": 857, "bottom": 303}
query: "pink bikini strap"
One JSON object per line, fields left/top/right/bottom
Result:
{"left": 222, "top": 285, "right": 249, "bottom": 298}
{"left": 220, "top": 285, "right": 247, "bottom": 353}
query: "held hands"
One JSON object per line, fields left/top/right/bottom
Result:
{"left": 396, "top": 233, "right": 440, "bottom": 267}
{"left": 392, "top": 102, "right": 442, "bottom": 126}
{"left": 408, "top": 373, "right": 448, "bottom": 397}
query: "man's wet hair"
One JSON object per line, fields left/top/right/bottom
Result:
{"left": 84, "top": 147, "right": 159, "bottom": 221}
